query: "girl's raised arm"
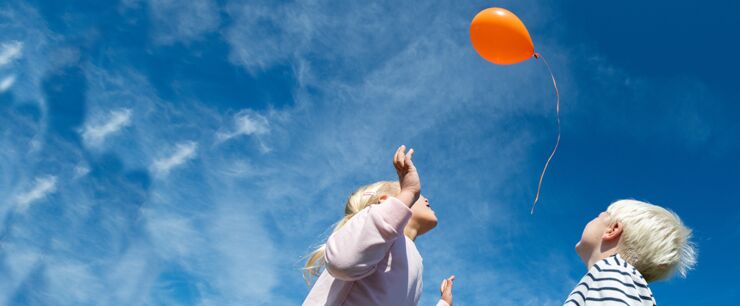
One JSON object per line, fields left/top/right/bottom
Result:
{"left": 324, "top": 195, "right": 412, "bottom": 280}
{"left": 324, "top": 145, "right": 420, "bottom": 281}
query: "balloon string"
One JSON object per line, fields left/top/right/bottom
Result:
{"left": 531, "top": 53, "right": 560, "bottom": 215}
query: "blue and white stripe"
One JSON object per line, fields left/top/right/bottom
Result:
{"left": 565, "top": 254, "right": 656, "bottom": 306}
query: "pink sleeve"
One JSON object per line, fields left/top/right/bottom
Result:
{"left": 324, "top": 196, "right": 412, "bottom": 281}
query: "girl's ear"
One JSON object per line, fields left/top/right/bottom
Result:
{"left": 378, "top": 194, "right": 389, "bottom": 202}
{"left": 603, "top": 221, "right": 623, "bottom": 241}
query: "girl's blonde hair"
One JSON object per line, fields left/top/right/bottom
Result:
{"left": 303, "top": 181, "right": 401, "bottom": 285}
{"left": 606, "top": 199, "right": 697, "bottom": 282}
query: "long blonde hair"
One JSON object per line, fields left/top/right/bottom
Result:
{"left": 303, "top": 181, "right": 400, "bottom": 285}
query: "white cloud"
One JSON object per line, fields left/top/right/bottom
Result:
{"left": 81, "top": 108, "right": 133, "bottom": 148}
{"left": 0, "top": 41, "right": 22, "bottom": 66}
{"left": 0, "top": 244, "right": 42, "bottom": 300}
{"left": 206, "top": 205, "right": 279, "bottom": 304}
{"left": 43, "top": 260, "right": 104, "bottom": 303}
{"left": 223, "top": 2, "right": 309, "bottom": 72}
{"left": 147, "top": 0, "right": 220, "bottom": 45}
{"left": 216, "top": 159, "right": 259, "bottom": 178}
{"left": 0, "top": 74, "right": 15, "bottom": 92}
{"left": 73, "top": 164, "right": 91, "bottom": 179}
{"left": 144, "top": 211, "right": 203, "bottom": 258}
{"left": 215, "top": 109, "right": 270, "bottom": 149}
{"left": 15, "top": 175, "right": 57, "bottom": 209}
{"left": 151, "top": 141, "right": 198, "bottom": 177}
{"left": 76, "top": 63, "right": 290, "bottom": 303}
{"left": 102, "top": 244, "right": 157, "bottom": 305}
{"left": 0, "top": 4, "right": 77, "bottom": 111}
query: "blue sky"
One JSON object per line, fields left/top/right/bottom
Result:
{"left": 0, "top": 0, "right": 738, "bottom": 305}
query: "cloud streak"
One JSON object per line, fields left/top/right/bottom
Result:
{"left": 0, "top": 41, "right": 22, "bottom": 66}
{"left": 216, "top": 109, "right": 270, "bottom": 141}
{"left": 0, "top": 74, "right": 15, "bottom": 92}
{"left": 151, "top": 141, "right": 198, "bottom": 177}
{"left": 15, "top": 175, "right": 57, "bottom": 209}
{"left": 147, "top": 0, "right": 220, "bottom": 45}
{"left": 81, "top": 108, "right": 133, "bottom": 148}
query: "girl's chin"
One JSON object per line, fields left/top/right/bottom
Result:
{"left": 426, "top": 219, "right": 439, "bottom": 229}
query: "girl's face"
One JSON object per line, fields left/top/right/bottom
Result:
{"left": 410, "top": 195, "right": 438, "bottom": 234}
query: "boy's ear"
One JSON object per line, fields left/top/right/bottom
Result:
{"left": 603, "top": 221, "right": 623, "bottom": 241}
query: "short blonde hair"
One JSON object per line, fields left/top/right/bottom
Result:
{"left": 303, "top": 181, "right": 401, "bottom": 285}
{"left": 607, "top": 199, "right": 697, "bottom": 282}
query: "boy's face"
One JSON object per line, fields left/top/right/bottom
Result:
{"left": 575, "top": 211, "right": 612, "bottom": 264}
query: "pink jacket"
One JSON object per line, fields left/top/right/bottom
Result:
{"left": 303, "top": 197, "right": 448, "bottom": 306}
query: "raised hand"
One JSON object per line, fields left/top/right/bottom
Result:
{"left": 440, "top": 275, "right": 455, "bottom": 305}
{"left": 393, "top": 145, "right": 420, "bottom": 208}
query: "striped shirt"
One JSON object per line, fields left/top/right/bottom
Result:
{"left": 564, "top": 254, "right": 656, "bottom": 306}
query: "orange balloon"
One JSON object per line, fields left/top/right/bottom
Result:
{"left": 470, "top": 8, "right": 535, "bottom": 65}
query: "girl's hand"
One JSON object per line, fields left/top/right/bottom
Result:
{"left": 393, "top": 145, "right": 420, "bottom": 207}
{"left": 440, "top": 275, "right": 455, "bottom": 305}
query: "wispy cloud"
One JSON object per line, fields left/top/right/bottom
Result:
{"left": 147, "top": 0, "right": 220, "bottom": 45}
{"left": 0, "top": 74, "right": 15, "bottom": 92}
{"left": 0, "top": 41, "right": 22, "bottom": 66}
{"left": 0, "top": 3, "right": 78, "bottom": 108}
{"left": 81, "top": 108, "right": 133, "bottom": 148}
{"left": 73, "top": 164, "right": 90, "bottom": 179}
{"left": 151, "top": 141, "right": 198, "bottom": 177}
{"left": 216, "top": 109, "right": 270, "bottom": 140}
{"left": 215, "top": 109, "right": 271, "bottom": 152}
{"left": 15, "top": 175, "right": 57, "bottom": 209}
{"left": 223, "top": 2, "right": 309, "bottom": 72}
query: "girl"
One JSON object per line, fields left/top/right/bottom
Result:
{"left": 303, "top": 145, "right": 455, "bottom": 306}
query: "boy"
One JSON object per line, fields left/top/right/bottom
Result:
{"left": 566, "top": 199, "right": 696, "bottom": 305}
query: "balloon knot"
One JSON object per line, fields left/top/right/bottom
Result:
{"left": 534, "top": 53, "right": 540, "bottom": 59}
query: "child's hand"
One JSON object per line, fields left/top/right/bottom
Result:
{"left": 393, "top": 145, "right": 420, "bottom": 207}
{"left": 440, "top": 275, "right": 455, "bottom": 305}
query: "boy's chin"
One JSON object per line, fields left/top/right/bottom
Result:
{"left": 575, "top": 241, "right": 586, "bottom": 257}
{"left": 574, "top": 242, "right": 590, "bottom": 265}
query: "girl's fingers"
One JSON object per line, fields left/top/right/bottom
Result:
{"left": 394, "top": 145, "right": 417, "bottom": 171}
{"left": 394, "top": 145, "right": 403, "bottom": 168}
{"left": 398, "top": 146, "right": 406, "bottom": 169}
{"left": 440, "top": 277, "right": 454, "bottom": 292}
{"left": 405, "top": 148, "right": 415, "bottom": 168}
{"left": 443, "top": 276, "right": 455, "bottom": 294}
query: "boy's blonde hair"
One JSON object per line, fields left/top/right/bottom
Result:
{"left": 303, "top": 181, "right": 401, "bottom": 285}
{"left": 606, "top": 199, "right": 697, "bottom": 282}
